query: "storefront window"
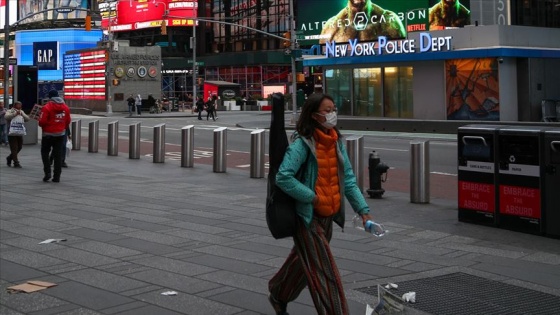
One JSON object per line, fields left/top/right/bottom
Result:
{"left": 325, "top": 68, "right": 352, "bottom": 115}
{"left": 383, "top": 67, "right": 413, "bottom": 118}
{"left": 353, "top": 68, "right": 382, "bottom": 116}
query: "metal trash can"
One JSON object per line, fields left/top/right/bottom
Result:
{"left": 543, "top": 129, "right": 560, "bottom": 238}
{"left": 458, "top": 125, "right": 501, "bottom": 226}
{"left": 497, "top": 126, "right": 545, "bottom": 235}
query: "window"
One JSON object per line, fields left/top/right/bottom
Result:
{"left": 383, "top": 67, "right": 413, "bottom": 118}
{"left": 353, "top": 68, "right": 382, "bottom": 116}
{"left": 325, "top": 68, "right": 352, "bottom": 115}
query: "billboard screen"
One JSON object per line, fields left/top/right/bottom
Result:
{"left": 63, "top": 50, "right": 107, "bottom": 100}
{"left": 17, "top": 0, "right": 89, "bottom": 25}
{"left": 99, "top": 0, "right": 197, "bottom": 32}
{"left": 297, "top": 0, "right": 470, "bottom": 44}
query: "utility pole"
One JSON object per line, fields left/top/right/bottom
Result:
{"left": 105, "top": 2, "right": 114, "bottom": 116}
{"left": 2, "top": 0, "right": 10, "bottom": 107}
{"left": 192, "top": 22, "right": 197, "bottom": 101}
{"left": 288, "top": 0, "right": 298, "bottom": 125}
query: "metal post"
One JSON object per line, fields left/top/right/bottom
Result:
{"left": 250, "top": 129, "right": 265, "bottom": 178}
{"left": 153, "top": 123, "right": 166, "bottom": 163}
{"left": 192, "top": 22, "right": 197, "bottom": 99}
{"left": 88, "top": 120, "right": 99, "bottom": 153}
{"left": 213, "top": 127, "right": 227, "bottom": 173}
{"left": 71, "top": 119, "right": 81, "bottom": 150}
{"left": 107, "top": 121, "right": 119, "bottom": 156}
{"left": 2, "top": 0, "right": 10, "bottom": 108}
{"left": 346, "top": 135, "right": 364, "bottom": 192}
{"left": 288, "top": 0, "right": 298, "bottom": 125}
{"left": 181, "top": 125, "right": 195, "bottom": 167}
{"left": 410, "top": 140, "right": 430, "bottom": 203}
{"left": 129, "top": 122, "right": 141, "bottom": 159}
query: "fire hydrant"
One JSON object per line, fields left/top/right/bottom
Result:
{"left": 367, "top": 151, "right": 389, "bottom": 198}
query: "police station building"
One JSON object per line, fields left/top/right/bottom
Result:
{"left": 302, "top": 25, "right": 560, "bottom": 122}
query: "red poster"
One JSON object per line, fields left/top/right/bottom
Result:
{"left": 499, "top": 185, "right": 541, "bottom": 219}
{"left": 458, "top": 181, "right": 495, "bottom": 213}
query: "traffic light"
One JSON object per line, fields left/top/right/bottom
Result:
{"left": 85, "top": 15, "right": 91, "bottom": 31}
{"left": 161, "top": 20, "right": 167, "bottom": 35}
{"left": 282, "top": 32, "right": 291, "bottom": 48}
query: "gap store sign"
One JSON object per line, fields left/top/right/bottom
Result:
{"left": 325, "top": 33, "right": 452, "bottom": 58}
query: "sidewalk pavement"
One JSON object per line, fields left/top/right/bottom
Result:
{"left": 1, "top": 135, "right": 559, "bottom": 314}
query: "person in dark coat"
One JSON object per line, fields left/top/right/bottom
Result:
{"left": 196, "top": 96, "right": 205, "bottom": 120}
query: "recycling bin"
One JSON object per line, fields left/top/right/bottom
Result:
{"left": 457, "top": 125, "right": 501, "bottom": 226}
{"left": 497, "top": 127, "right": 545, "bottom": 235}
{"left": 543, "top": 129, "right": 560, "bottom": 238}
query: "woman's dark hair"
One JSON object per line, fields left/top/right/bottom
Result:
{"left": 295, "top": 93, "right": 341, "bottom": 139}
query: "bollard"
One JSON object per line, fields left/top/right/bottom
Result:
{"left": 213, "top": 127, "right": 227, "bottom": 173}
{"left": 88, "top": 120, "right": 99, "bottom": 153}
{"left": 129, "top": 122, "right": 141, "bottom": 159}
{"left": 410, "top": 140, "right": 430, "bottom": 203}
{"left": 346, "top": 135, "right": 364, "bottom": 192}
{"left": 71, "top": 119, "right": 81, "bottom": 150}
{"left": 153, "top": 123, "right": 166, "bottom": 163}
{"left": 107, "top": 121, "right": 119, "bottom": 156}
{"left": 250, "top": 129, "right": 265, "bottom": 178}
{"left": 181, "top": 125, "right": 194, "bottom": 167}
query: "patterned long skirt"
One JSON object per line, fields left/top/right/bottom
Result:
{"left": 268, "top": 215, "right": 349, "bottom": 314}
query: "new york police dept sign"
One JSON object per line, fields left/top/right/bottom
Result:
{"left": 325, "top": 33, "right": 452, "bottom": 58}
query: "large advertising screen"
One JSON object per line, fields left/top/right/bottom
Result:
{"left": 63, "top": 50, "right": 106, "bottom": 100}
{"left": 297, "top": 0, "right": 470, "bottom": 44}
{"left": 17, "top": 0, "right": 89, "bottom": 25}
{"left": 99, "top": 0, "right": 197, "bottom": 32}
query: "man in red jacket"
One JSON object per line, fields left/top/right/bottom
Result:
{"left": 39, "top": 90, "right": 71, "bottom": 182}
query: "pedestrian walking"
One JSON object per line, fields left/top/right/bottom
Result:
{"left": 5, "top": 101, "right": 30, "bottom": 168}
{"left": 126, "top": 94, "right": 135, "bottom": 117}
{"left": 268, "top": 93, "right": 373, "bottom": 315}
{"left": 39, "top": 90, "right": 71, "bottom": 182}
{"left": 196, "top": 96, "right": 204, "bottom": 120}
{"left": 135, "top": 94, "right": 142, "bottom": 115}
{"left": 0, "top": 101, "right": 7, "bottom": 145}
{"left": 206, "top": 96, "right": 216, "bottom": 121}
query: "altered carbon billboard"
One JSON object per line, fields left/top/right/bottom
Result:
{"left": 297, "top": 0, "right": 471, "bottom": 44}
{"left": 17, "top": 0, "right": 89, "bottom": 24}
{"left": 98, "top": 0, "right": 197, "bottom": 32}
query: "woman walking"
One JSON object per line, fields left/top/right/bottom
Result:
{"left": 268, "top": 93, "right": 373, "bottom": 315}
{"left": 5, "top": 101, "right": 30, "bottom": 168}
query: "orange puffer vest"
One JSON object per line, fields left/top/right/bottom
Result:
{"left": 313, "top": 129, "right": 341, "bottom": 217}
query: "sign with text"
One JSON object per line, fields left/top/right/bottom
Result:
{"left": 297, "top": 0, "right": 470, "bottom": 44}
{"left": 499, "top": 185, "right": 541, "bottom": 219}
{"left": 325, "top": 33, "right": 452, "bottom": 58}
{"left": 458, "top": 181, "right": 495, "bottom": 213}
{"left": 99, "top": 0, "right": 197, "bottom": 32}
{"left": 33, "top": 42, "right": 58, "bottom": 70}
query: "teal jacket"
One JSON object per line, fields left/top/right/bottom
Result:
{"left": 276, "top": 134, "right": 370, "bottom": 229}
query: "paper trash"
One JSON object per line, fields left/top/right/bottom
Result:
{"left": 161, "top": 291, "right": 178, "bottom": 296}
{"left": 7, "top": 281, "right": 57, "bottom": 294}
{"left": 384, "top": 283, "right": 398, "bottom": 289}
{"left": 39, "top": 239, "right": 67, "bottom": 244}
{"left": 402, "top": 292, "right": 416, "bottom": 303}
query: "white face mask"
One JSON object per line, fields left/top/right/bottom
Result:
{"left": 318, "top": 111, "right": 337, "bottom": 129}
